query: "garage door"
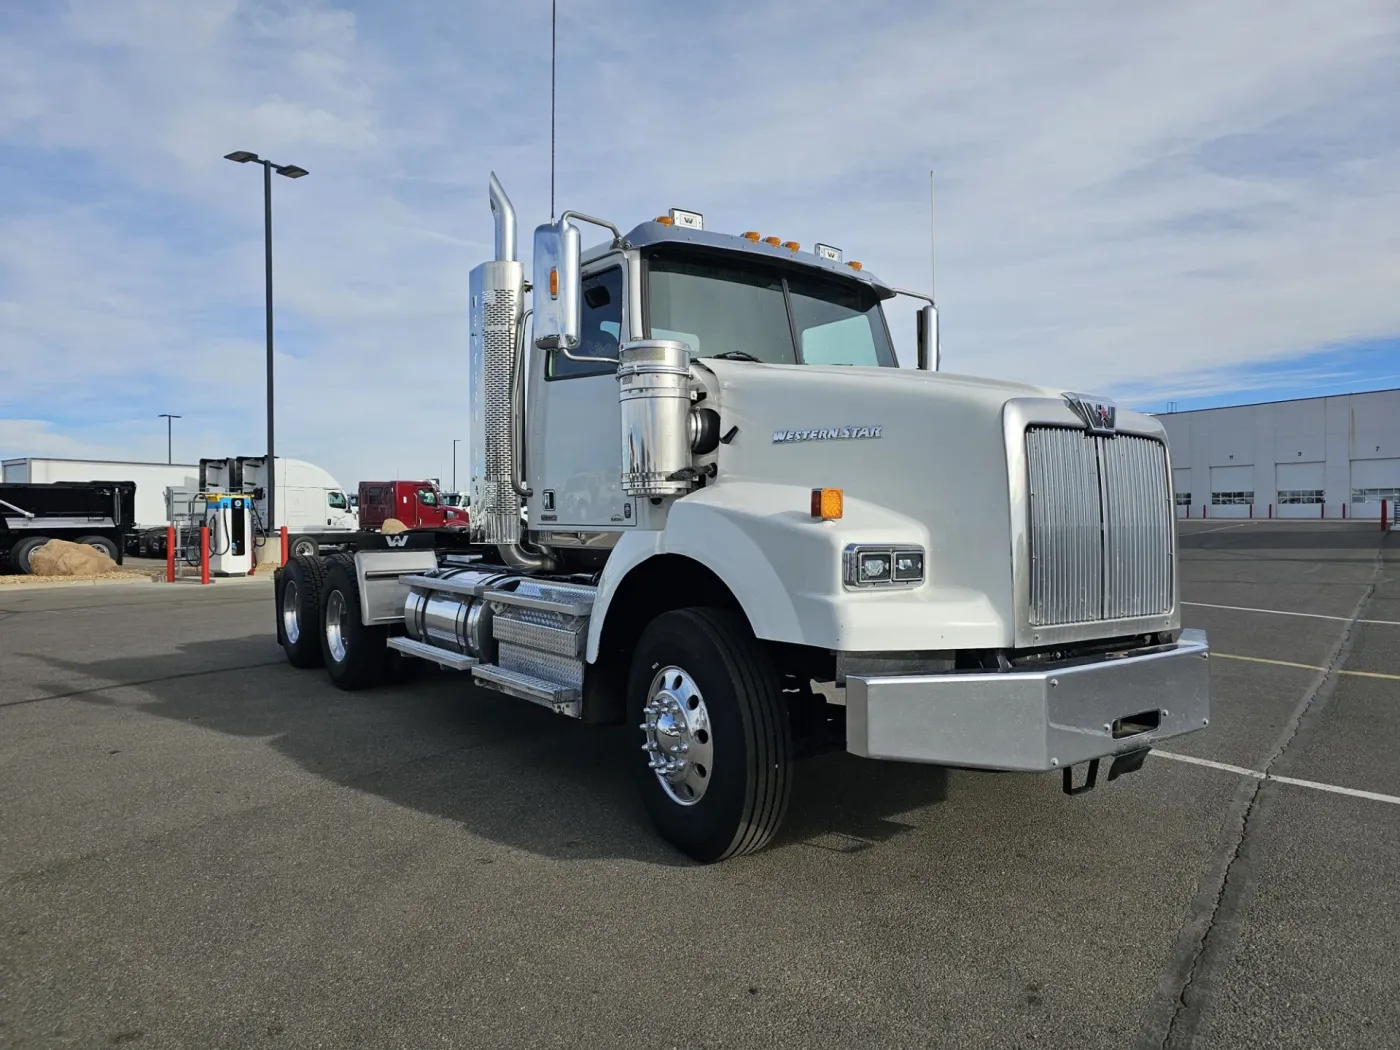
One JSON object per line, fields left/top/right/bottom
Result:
{"left": 1351, "top": 458, "right": 1400, "bottom": 519}
{"left": 1209, "top": 465, "right": 1254, "bottom": 519}
{"left": 1275, "top": 462, "right": 1324, "bottom": 519}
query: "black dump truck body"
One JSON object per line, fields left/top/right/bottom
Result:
{"left": 0, "top": 480, "right": 137, "bottom": 573}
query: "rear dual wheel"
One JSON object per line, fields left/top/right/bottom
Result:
{"left": 318, "top": 553, "right": 417, "bottom": 690}
{"left": 276, "top": 555, "right": 326, "bottom": 668}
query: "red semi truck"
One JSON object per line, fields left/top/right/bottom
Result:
{"left": 356, "top": 481, "right": 468, "bottom": 532}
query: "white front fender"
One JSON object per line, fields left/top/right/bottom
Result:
{"left": 586, "top": 482, "right": 1003, "bottom": 660}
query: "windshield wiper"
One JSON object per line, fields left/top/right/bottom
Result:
{"left": 709, "top": 350, "right": 762, "bottom": 362}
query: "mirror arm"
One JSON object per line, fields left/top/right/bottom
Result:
{"left": 556, "top": 346, "right": 620, "bottom": 364}
{"left": 559, "top": 210, "right": 631, "bottom": 250}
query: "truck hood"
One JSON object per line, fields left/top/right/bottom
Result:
{"left": 688, "top": 360, "right": 1163, "bottom": 649}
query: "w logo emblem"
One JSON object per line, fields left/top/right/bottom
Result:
{"left": 1064, "top": 393, "right": 1118, "bottom": 436}
{"left": 385, "top": 535, "right": 409, "bottom": 548}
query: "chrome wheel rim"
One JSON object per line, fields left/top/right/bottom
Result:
{"left": 282, "top": 579, "right": 301, "bottom": 644}
{"left": 325, "top": 589, "right": 348, "bottom": 663}
{"left": 640, "top": 666, "right": 713, "bottom": 806}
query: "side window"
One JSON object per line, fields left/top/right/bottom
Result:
{"left": 327, "top": 491, "right": 348, "bottom": 510}
{"left": 417, "top": 488, "right": 438, "bottom": 506}
{"left": 548, "top": 266, "right": 623, "bottom": 379}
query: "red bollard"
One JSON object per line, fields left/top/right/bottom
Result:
{"left": 166, "top": 526, "right": 176, "bottom": 582}
{"left": 280, "top": 525, "right": 289, "bottom": 566}
{"left": 200, "top": 525, "right": 210, "bottom": 585}
{"left": 1383, "top": 499, "right": 1389, "bottom": 530}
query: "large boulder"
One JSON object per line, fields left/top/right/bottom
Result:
{"left": 29, "top": 538, "right": 119, "bottom": 577}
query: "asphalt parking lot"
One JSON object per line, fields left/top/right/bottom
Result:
{"left": 1, "top": 520, "right": 1396, "bottom": 1049}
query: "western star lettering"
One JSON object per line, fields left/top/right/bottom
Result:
{"left": 772, "top": 426, "right": 884, "bottom": 443}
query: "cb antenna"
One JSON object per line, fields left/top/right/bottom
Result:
{"left": 929, "top": 169, "right": 936, "bottom": 304}
{"left": 550, "top": 0, "right": 557, "bottom": 221}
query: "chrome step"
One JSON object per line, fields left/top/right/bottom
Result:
{"left": 385, "top": 635, "right": 476, "bottom": 671}
{"left": 471, "top": 664, "right": 581, "bottom": 717}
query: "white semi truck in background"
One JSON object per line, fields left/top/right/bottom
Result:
{"left": 200, "top": 456, "right": 357, "bottom": 559}
{"left": 272, "top": 175, "right": 1211, "bottom": 862}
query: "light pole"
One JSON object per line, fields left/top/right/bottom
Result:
{"left": 158, "top": 413, "right": 181, "bottom": 464}
{"left": 224, "top": 150, "right": 308, "bottom": 534}
{"left": 452, "top": 439, "right": 461, "bottom": 492}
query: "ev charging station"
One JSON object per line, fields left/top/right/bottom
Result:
{"left": 198, "top": 493, "right": 253, "bottom": 576}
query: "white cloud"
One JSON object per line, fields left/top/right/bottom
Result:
{"left": 0, "top": 0, "right": 1397, "bottom": 489}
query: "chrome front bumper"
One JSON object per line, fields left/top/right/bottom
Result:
{"left": 845, "top": 629, "right": 1210, "bottom": 771}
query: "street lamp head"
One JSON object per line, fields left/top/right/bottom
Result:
{"left": 224, "top": 150, "right": 259, "bottom": 163}
{"left": 276, "top": 164, "right": 309, "bottom": 179}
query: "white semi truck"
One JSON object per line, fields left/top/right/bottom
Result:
{"left": 200, "top": 456, "right": 357, "bottom": 558}
{"left": 273, "top": 175, "right": 1211, "bottom": 862}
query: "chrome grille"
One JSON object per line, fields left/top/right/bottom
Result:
{"left": 1025, "top": 427, "right": 1172, "bottom": 627}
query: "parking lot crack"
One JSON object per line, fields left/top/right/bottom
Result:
{"left": 1142, "top": 546, "right": 1385, "bottom": 1050}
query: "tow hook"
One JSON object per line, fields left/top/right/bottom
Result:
{"left": 1061, "top": 747, "right": 1151, "bottom": 796}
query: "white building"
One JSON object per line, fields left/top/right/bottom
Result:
{"left": 1155, "top": 388, "right": 1400, "bottom": 519}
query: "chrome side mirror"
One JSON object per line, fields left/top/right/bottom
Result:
{"left": 532, "top": 219, "right": 582, "bottom": 350}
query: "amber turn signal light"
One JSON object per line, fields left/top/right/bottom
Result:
{"left": 811, "top": 488, "right": 843, "bottom": 520}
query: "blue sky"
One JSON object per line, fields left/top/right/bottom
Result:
{"left": 2, "top": 0, "right": 1398, "bottom": 488}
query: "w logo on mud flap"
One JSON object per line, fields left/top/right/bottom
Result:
{"left": 385, "top": 535, "right": 409, "bottom": 548}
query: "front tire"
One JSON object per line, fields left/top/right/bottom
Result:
{"left": 628, "top": 608, "right": 792, "bottom": 863}
{"left": 10, "top": 536, "right": 51, "bottom": 574}
{"left": 290, "top": 536, "right": 320, "bottom": 559}
{"left": 319, "top": 553, "right": 388, "bottom": 690}
{"left": 276, "top": 555, "right": 326, "bottom": 668}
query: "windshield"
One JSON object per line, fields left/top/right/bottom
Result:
{"left": 645, "top": 251, "right": 896, "bottom": 367}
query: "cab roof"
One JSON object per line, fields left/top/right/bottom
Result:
{"left": 580, "top": 220, "right": 894, "bottom": 298}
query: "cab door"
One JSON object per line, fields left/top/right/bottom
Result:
{"left": 526, "top": 260, "right": 635, "bottom": 531}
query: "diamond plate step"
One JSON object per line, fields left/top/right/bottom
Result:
{"left": 386, "top": 635, "right": 476, "bottom": 671}
{"left": 471, "top": 664, "right": 581, "bottom": 717}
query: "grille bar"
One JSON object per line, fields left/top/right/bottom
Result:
{"left": 1025, "top": 428, "right": 1172, "bottom": 627}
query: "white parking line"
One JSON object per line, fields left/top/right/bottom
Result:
{"left": 1153, "top": 749, "right": 1400, "bottom": 807}
{"left": 1189, "top": 521, "right": 1259, "bottom": 534}
{"left": 1183, "top": 601, "right": 1400, "bottom": 627}
{"left": 1213, "top": 652, "right": 1400, "bottom": 681}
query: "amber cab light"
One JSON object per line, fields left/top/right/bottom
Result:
{"left": 811, "top": 488, "right": 844, "bottom": 521}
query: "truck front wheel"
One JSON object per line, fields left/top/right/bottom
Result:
{"left": 628, "top": 608, "right": 793, "bottom": 863}
{"left": 10, "top": 536, "right": 51, "bottom": 574}
{"left": 290, "top": 536, "right": 320, "bottom": 559}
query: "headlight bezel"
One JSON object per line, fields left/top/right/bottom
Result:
{"left": 843, "top": 544, "right": 925, "bottom": 589}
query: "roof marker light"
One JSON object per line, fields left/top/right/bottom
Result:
{"left": 742, "top": 231, "right": 761, "bottom": 242}
{"left": 655, "top": 215, "right": 674, "bottom": 225}
{"left": 763, "top": 236, "right": 782, "bottom": 247}
{"left": 783, "top": 240, "right": 800, "bottom": 251}
{"left": 847, "top": 260, "right": 863, "bottom": 271}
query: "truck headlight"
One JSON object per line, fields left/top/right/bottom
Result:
{"left": 844, "top": 545, "right": 924, "bottom": 588}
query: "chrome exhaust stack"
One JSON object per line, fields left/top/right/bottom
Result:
{"left": 468, "top": 173, "right": 558, "bottom": 572}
